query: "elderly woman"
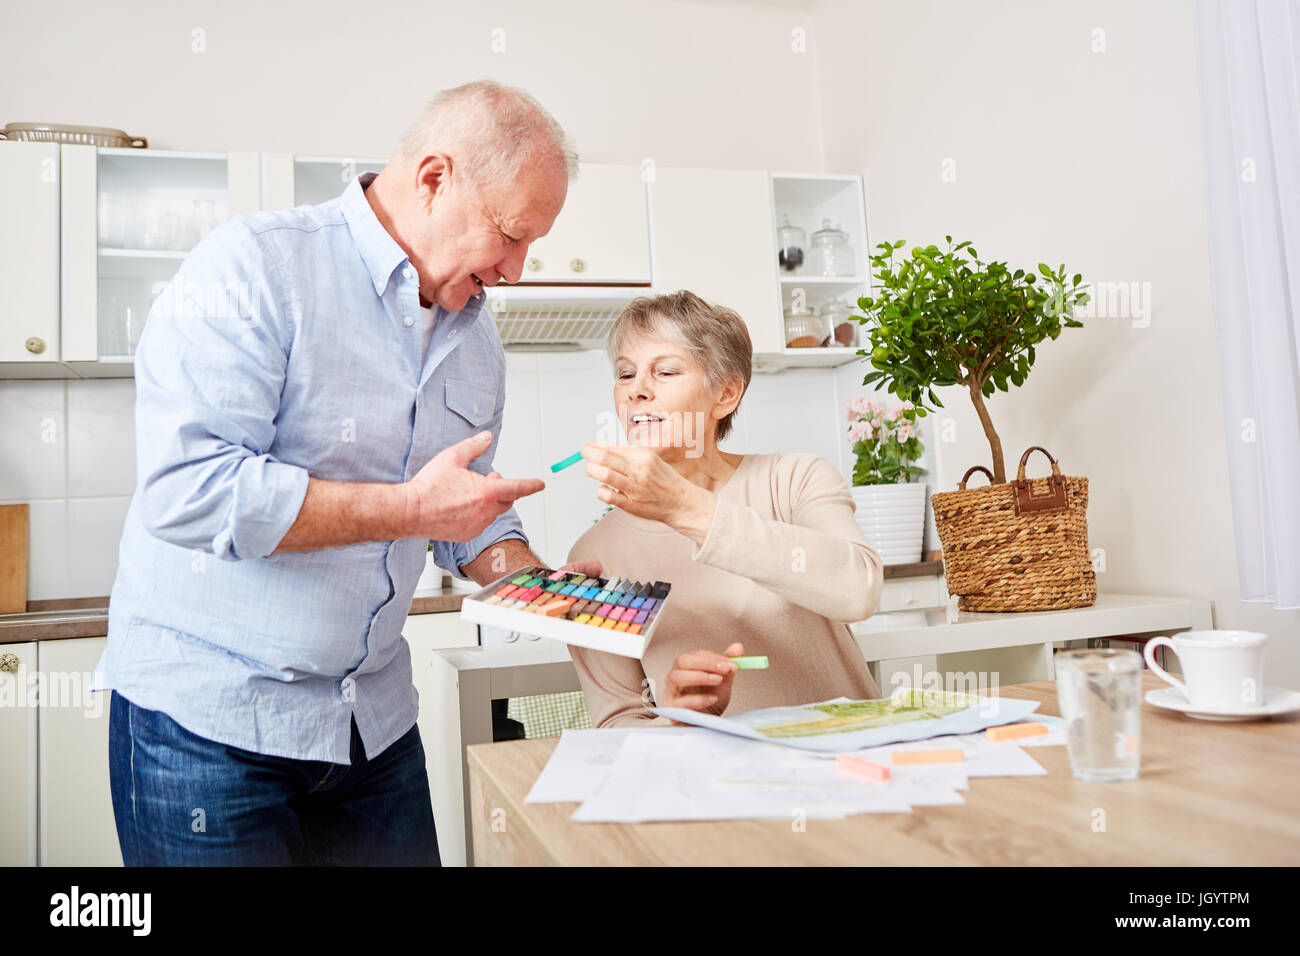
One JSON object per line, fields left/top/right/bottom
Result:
{"left": 568, "top": 290, "right": 885, "bottom": 728}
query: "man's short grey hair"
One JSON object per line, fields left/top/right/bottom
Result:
{"left": 607, "top": 291, "right": 753, "bottom": 442}
{"left": 400, "top": 80, "right": 579, "bottom": 185}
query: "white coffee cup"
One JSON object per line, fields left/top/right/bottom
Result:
{"left": 1144, "top": 630, "right": 1267, "bottom": 710}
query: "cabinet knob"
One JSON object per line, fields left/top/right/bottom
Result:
{"left": 25, "top": 337, "right": 46, "bottom": 355}
{"left": 569, "top": 258, "right": 586, "bottom": 274}
{"left": 0, "top": 653, "right": 18, "bottom": 674}
{"left": 901, "top": 588, "right": 915, "bottom": 605}
{"left": 526, "top": 257, "right": 542, "bottom": 272}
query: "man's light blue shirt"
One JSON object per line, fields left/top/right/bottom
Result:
{"left": 92, "top": 172, "right": 524, "bottom": 762}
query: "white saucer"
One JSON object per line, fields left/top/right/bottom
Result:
{"left": 1145, "top": 685, "right": 1300, "bottom": 721}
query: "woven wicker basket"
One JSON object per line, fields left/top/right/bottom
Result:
{"left": 931, "top": 446, "right": 1096, "bottom": 612}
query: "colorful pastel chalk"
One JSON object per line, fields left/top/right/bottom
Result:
{"left": 730, "top": 656, "right": 769, "bottom": 669}
{"left": 836, "top": 755, "right": 891, "bottom": 781}
{"left": 538, "top": 600, "right": 569, "bottom": 617}
{"left": 986, "top": 722, "right": 1048, "bottom": 742}
{"left": 889, "top": 749, "right": 964, "bottom": 765}
{"left": 550, "top": 451, "right": 583, "bottom": 473}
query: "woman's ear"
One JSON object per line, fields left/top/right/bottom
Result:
{"left": 712, "top": 376, "right": 745, "bottom": 422}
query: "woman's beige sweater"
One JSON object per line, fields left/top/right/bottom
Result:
{"left": 566, "top": 452, "right": 884, "bottom": 728}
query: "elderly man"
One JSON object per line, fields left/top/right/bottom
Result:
{"left": 92, "top": 81, "right": 586, "bottom": 866}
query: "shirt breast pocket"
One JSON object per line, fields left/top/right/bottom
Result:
{"left": 442, "top": 379, "right": 498, "bottom": 448}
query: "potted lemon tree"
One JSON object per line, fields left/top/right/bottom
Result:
{"left": 854, "top": 237, "right": 1087, "bottom": 482}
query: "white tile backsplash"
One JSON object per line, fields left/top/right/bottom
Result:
{"left": 25, "top": 498, "right": 69, "bottom": 601}
{"left": 68, "top": 379, "right": 137, "bottom": 497}
{"left": 66, "top": 497, "right": 131, "bottom": 598}
{"left": 536, "top": 361, "right": 622, "bottom": 460}
{"left": 0, "top": 380, "right": 67, "bottom": 501}
{"left": 542, "top": 474, "right": 611, "bottom": 564}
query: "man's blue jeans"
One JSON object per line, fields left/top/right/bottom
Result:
{"left": 108, "top": 691, "right": 440, "bottom": 866}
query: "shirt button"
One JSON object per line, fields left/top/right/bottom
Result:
{"left": 402, "top": 267, "right": 413, "bottom": 280}
{"left": 403, "top": 316, "right": 414, "bottom": 327}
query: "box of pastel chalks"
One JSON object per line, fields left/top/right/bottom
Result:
{"left": 458, "top": 565, "right": 670, "bottom": 659}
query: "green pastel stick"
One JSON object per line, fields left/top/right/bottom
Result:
{"left": 730, "top": 656, "right": 769, "bottom": 669}
{"left": 550, "top": 451, "right": 583, "bottom": 473}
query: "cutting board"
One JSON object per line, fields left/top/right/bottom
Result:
{"left": 0, "top": 504, "right": 29, "bottom": 614}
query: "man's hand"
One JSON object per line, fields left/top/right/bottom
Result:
{"left": 403, "top": 431, "right": 544, "bottom": 542}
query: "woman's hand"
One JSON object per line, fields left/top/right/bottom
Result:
{"left": 581, "top": 441, "right": 715, "bottom": 542}
{"left": 663, "top": 642, "right": 745, "bottom": 717}
{"left": 557, "top": 560, "right": 602, "bottom": 578}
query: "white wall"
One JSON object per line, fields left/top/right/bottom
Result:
{"left": 812, "top": 0, "right": 1300, "bottom": 684}
{"left": 0, "top": 0, "right": 824, "bottom": 168}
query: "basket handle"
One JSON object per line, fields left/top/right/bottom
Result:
{"left": 1016, "top": 445, "right": 1062, "bottom": 482}
{"left": 128, "top": 135, "right": 148, "bottom": 148}
{"left": 1012, "top": 446, "right": 1068, "bottom": 514}
{"left": 958, "top": 465, "right": 994, "bottom": 489}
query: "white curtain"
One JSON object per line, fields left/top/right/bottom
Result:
{"left": 1195, "top": 0, "right": 1300, "bottom": 609}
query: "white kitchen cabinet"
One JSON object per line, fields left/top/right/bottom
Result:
{"left": 37, "top": 636, "right": 121, "bottom": 866}
{"left": 523, "top": 163, "right": 650, "bottom": 284}
{"left": 771, "top": 173, "right": 870, "bottom": 365}
{"left": 259, "top": 154, "right": 389, "bottom": 211}
{"left": 648, "top": 167, "right": 783, "bottom": 354}
{"left": 0, "top": 143, "right": 61, "bottom": 365}
{"left": 404, "top": 611, "right": 478, "bottom": 867}
{"left": 59, "top": 145, "right": 259, "bottom": 372}
{"left": 0, "top": 643, "right": 38, "bottom": 865}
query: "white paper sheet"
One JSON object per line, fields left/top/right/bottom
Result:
{"left": 571, "top": 732, "right": 925, "bottom": 823}
{"left": 525, "top": 726, "right": 703, "bottom": 803}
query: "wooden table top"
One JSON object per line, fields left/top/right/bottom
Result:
{"left": 465, "top": 671, "right": 1300, "bottom": 865}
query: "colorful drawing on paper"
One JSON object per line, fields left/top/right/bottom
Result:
{"left": 751, "top": 689, "right": 977, "bottom": 739}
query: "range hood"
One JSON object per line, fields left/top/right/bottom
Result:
{"left": 484, "top": 286, "right": 664, "bottom": 350}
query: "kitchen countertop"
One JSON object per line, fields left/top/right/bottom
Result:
{"left": 0, "top": 588, "right": 468, "bottom": 644}
{"left": 0, "top": 560, "right": 942, "bottom": 644}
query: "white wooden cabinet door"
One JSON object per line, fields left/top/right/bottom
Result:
{"left": 404, "top": 611, "right": 478, "bottom": 867}
{"left": 648, "top": 167, "right": 783, "bottom": 353}
{"left": 38, "top": 636, "right": 122, "bottom": 866}
{"left": 524, "top": 163, "right": 650, "bottom": 283}
{"left": 0, "top": 143, "right": 61, "bottom": 362}
{"left": 0, "top": 643, "right": 38, "bottom": 865}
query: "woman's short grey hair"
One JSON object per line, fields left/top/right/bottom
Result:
{"left": 400, "top": 80, "right": 579, "bottom": 185}
{"left": 607, "top": 291, "right": 753, "bottom": 442}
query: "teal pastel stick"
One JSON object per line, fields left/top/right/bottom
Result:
{"left": 550, "top": 451, "right": 583, "bottom": 473}
{"left": 731, "top": 656, "right": 770, "bottom": 669}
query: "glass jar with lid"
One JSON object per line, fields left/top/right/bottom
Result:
{"left": 818, "top": 297, "right": 858, "bottom": 347}
{"left": 784, "top": 304, "right": 831, "bottom": 348}
{"left": 776, "top": 215, "right": 806, "bottom": 273}
{"left": 808, "top": 219, "right": 856, "bottom": 277}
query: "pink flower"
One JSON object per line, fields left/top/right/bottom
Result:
{"left": 866, "top": 399, "right": 884, "bottom": 417}
{"left": 848, "top": 420, "right": 873, "bottom": 443}
{"left": 889, "top": 401, "right": 914, "bottom": 421}
{"left": 897, "top": 422, "right": 915, "bottom": 441}
{"left": 848, "top": 394, "right": 873, "bottom": 421}
{"left": 870, "top": 416, "right": 884, "bottom": 432}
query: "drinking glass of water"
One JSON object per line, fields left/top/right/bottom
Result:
{"left": 1055, "top": 648, "right": 1141, "bottom": 782}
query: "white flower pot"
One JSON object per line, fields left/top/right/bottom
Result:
{"left": 851, "top": 482, "right": 927, "bottom": 566}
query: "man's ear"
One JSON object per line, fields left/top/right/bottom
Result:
{"left": 414, "top": 153, "right": 452, "bottom": 210}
